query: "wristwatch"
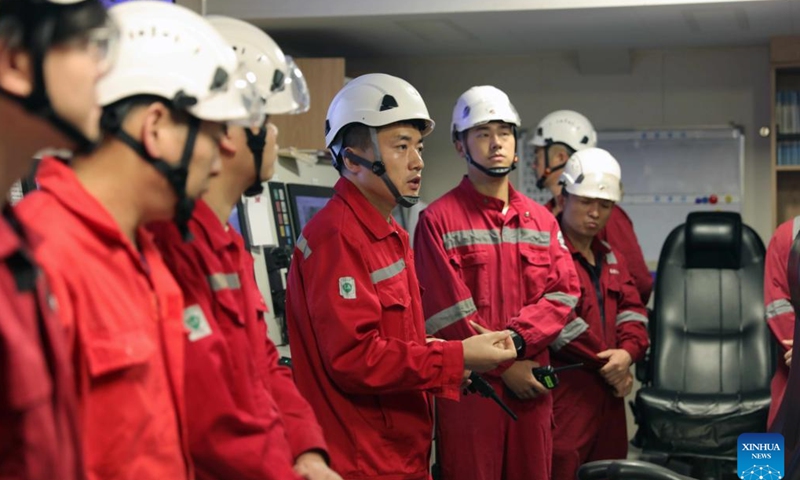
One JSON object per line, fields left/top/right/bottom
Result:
{"left": 508, "top": 329, "right": 525, "bottom": 357}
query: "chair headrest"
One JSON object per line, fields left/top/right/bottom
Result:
{"left": 684, "top": 212, "right": 742, "bottom": 269}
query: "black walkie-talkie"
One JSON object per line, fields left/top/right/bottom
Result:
{"left": 467, "top": 372, "right": 518, "bottom": 421}
{"left": 532, "top": 363, "right": 583, "bottom": 389}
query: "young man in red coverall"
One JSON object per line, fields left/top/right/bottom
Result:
{"left": 764, "top": 216, "right": 800, "bottom": 429}
{"left": 150, "top": 17, "right": 341, "bottom": 480}
{"left": 0, "top": 1, "right": 115, "bottom": 478}
{"left": 15, "top": 3, "right": 260, "bottom": 479}
{"left": 549, "top": 147, "right": 649, "bottom": 480}
{"left": 532, "top": 110, "right": 653, "bottom": 305}
{"left": 414, "top": 85, "right": 580, "bottom": 480}
{"left": 286, "top": 73, "right": 518, "bottom": 480}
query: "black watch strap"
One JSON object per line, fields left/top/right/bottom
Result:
{"left": 509, "top": 330, "right": 525, "bottom": 357}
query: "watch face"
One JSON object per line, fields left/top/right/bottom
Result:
{"left": 511, "top": 332, "right": 524, "bottom": 351}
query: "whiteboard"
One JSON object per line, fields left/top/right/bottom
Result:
{"left": 518, "top": 126, "right": 745, "bottom": 266}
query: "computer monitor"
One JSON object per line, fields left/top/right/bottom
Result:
{"left": 227, "top": 200, "right": 252, "bottom": 250}
{"left": 285, "top": 184, "right": 334, "bottom": 239}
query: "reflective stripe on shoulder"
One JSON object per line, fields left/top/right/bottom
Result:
{"left": 296, "top": 234, "right": 312, "bottom": 259}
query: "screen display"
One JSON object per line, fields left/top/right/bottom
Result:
{"left": 285, "top": 184, "right": 335, "bottom": 239}
{"left": 293, "top": 195, "right": 331, "bottom": 232}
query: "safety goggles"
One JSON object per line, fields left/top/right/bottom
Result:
{"left": 194, "top": 63, "right": 265, "bottom": 128}
{"left": 61, "top": 16, "right": 120, "bottom": 76}
{"left": 283, "top": 56, "right": 310, "bottom": 114}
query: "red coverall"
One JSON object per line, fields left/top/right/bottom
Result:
{"left": 0, "top": 210, "right": 83, "bottom": 480}
{"left": 414, "top": 177, "right": 580, "bottom": 480}
{"left": 286, "top": 177, "right": 466, "bottom": 480}
{"left": 549, "top": 233, "right": 649, "bottom": 480}
{"left": 764, "top": 216, "right": 800, "bottom": 429}
{"left": 16, "top": 157, "right": 191, "bottom": 480}
{"left": 150, "top": 199, "right": 328, "bottom": 480}
{"left": 546, "top": 199, "right": 652, "bottom": 305}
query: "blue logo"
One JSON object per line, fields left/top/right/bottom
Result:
{"left": 738, "top": 433, "right": 784, "bottom": 479}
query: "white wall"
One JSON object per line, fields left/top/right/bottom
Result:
{"left": 348, "top": 46, "right": 773, "bottom": 243}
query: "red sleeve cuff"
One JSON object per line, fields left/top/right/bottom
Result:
{"left": 619, "top": 340, "right": 647, "bottom": 364}
{"left": 431, "top": 340, "right": 464, "bottom": 401}
{"left": 288, "top": 427, "right": 329, "bottom": 464}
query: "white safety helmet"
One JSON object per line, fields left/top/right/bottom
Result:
{"left": 325, "top": 73, "right": 434, "bottom": 208}
{"left": 531, "top": 110, "right": 597, "bottom": 152}
{"left": 207, "top": 16, "right": 305, "bottom": 116}
{"left": 267, "top": 56, "right": 310, "bottom": 115}
{"left": 560, "top": 148, "right": 621, "bottom": 202}
{"left": 451, "top": 85, "right": 521, "bottom": 142}
{"left": 325, "top": 73, "right": 434, "bottom": 162}
{"left": 98, "top": 1, "right": 263, "bottom": 128}
{"left": 207, "top": 16, "right": 305, "bottom": 197}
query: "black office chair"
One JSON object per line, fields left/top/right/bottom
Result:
{"left": 631, "top": 212, "right": 773, "bottom": 476}
{"left": 577, "top": 460, "right": 697, "bottom": 480}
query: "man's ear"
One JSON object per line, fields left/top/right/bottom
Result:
{"left": 0, "top": 44, "right": 34, "bottom": 97}
{"left": 555, "top": 149, "right": 572, "bottom": 169}
{"left": 218, "top": 125, "right": 237, "bottom": 157}
{"left": 454, "top": 138, "right": 467, "bottom": 159}
{"left": 341, "top": 147, "right": 362, "bottom": 175}
{"left": 138, "top": 102, "right": 171, "bottom": 160}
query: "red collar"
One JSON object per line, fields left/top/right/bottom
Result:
{"left": 335, "top": 177, "right": 399, "bottom": 241}
{"left": 190, "top": 199, "right": 236, "bottom": 253}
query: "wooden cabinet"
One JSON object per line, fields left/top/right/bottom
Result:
{"left": 270, "top": 57, "right": 346, "bottom": 153}
{"left": 771, "top": 37, "right": 800, "bottom": 228}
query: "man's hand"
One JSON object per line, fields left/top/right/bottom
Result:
{"left": 501, "top": 360, "right": 549, "bottom": 400}
{"left": 294, "top": 452, "right": 342, "bottom": 480}
{"left": 461, "top": 322, "right": 516, "bottom": 372}
{"left": 785, "top": 339, "right": 794, "bottom": 367}
{"left": 607, "top": 371, "right": 634, "bottom": 398}
{"left": 597, "top": 348, "right": 633, "bottom": 385}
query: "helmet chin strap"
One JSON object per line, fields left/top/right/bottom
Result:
{"left": 342, "top": 128, "right": 419, "bottom": 209}
{"left": 100, "top": 103, "right": 200, "bottom": 241}
{"left": 243, "top": 126, "right": 267, "bottom": 197}
{"left": 535, "top": 143, "right": 569, "bottom": 189}
{"left": 458, "top": 131, "right": 516, "bottom": 178}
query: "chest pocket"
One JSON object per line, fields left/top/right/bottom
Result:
{"left": 373, "top": 259, "right": 412, "bottom": 340}
{"left": 84, "top": 330, "right": 156, "bottom": 378}
{"left": 449, "top": 250, "right": 490, "bottom": 307}
{"left": 520, "top": 247, "right": 551, "bottom": 305}
{"left": 211, "top": 288, "right": 247, "bottom": 329}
